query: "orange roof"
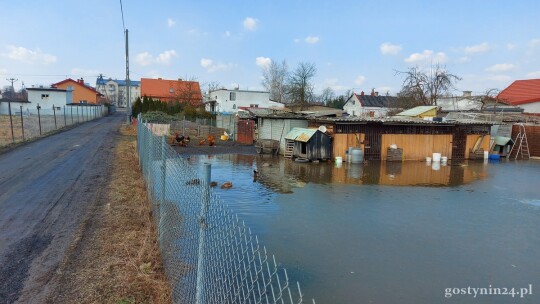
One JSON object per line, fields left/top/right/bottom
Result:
{"left": 497, "top": 79, "right": 540, "bottom": 105}
{"left": 140, "top": 78, "right": 202, "bottom": 105}
{"left": 52, "top": 78, "right": 101, "bottom": 95}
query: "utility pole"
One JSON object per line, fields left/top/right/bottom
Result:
{"left": 125, "top": 28, "right": 131, "bottom": 123}
{"left": 6, "top": 78, "right": 18, "bottom": 142}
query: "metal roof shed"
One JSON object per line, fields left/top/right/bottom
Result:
{"left": 284, "top": 128, "right": 332, "bottom": 161}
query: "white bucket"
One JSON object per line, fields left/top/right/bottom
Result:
{"left": 426, "top": 157, "right": 432, "bottom": 162}
{"left": 432, "top": 153, "right": 441, "bottom": 162}
{"left": 484, "top": 151, "right": 489, "bottom": 159}
{"left": 441, "top": 156, "right": 448, "bottom": 163}
{"left": 335, "top": 156, "right": 343, "bottom": 163}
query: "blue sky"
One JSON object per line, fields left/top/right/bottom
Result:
{"left": 1, "top": 0, "right": 540, "bottom": 97}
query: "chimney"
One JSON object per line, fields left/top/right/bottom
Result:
{"left": 360, "top": 91, "right": 364, "bottom": 96}
{"left": 375, "top": 91, "right": 379, "bottom": 96}
{"left": 370, "top": 88, "right": 375, "bottom": 96}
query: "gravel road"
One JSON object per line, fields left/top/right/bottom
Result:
{"left": 0, "top": 112, "right": 123, "bottom": 303}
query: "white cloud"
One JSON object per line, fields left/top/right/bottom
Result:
{"left": 135, "top": 52, "right": 153, "bottom": 66}
{"left": 507, "top": 43, "right": 516, "bottom": 51}
{"left": 376, "top": 86, "right": 394, "bottom": 95}
{"left": 3, "top": 45, "right": 57, "bottom": 64}
{"left": 380, "top": 42, "right": 402, "bottom": 55}
{"left": 167, "top": 18, "right": 176, "bottom": 28}
{"left": 404, "top": 50, "right": 447, "bottom": 64}
{"left": 526, "top": 71, "right": 540, "bottom": 78}
{"left": 200, "top": 58, "right": 213, "bottom": 68}
{"left": 200, "top": 58, "right": 235, "bottom": 73}
{"left": 322, "top": 78, "right": 347, "bottom": 91}
{"left": 255, "top": 57, "right": 271, "bottom": 69}
{"left": 155, "top": 50, "right": 177, "bottom": 65}
{"left": 224, "top": 31, "right": 231, "bottom": 37}
{"left": 294, "top": 38, "right": 301, "bottom": 43}
{"left": 135, "top": 50, "right": 177, "bottom": 66}
{"left": 464, "top": 42, "right": 490, "bottom": 54}
{"left": 243, "top": 17, "right": 258, "bottom": 31}
{"left": 305, "top": 36, "right": 320, "bottom": 44}
{"left": 529, "top": 38, "right": 540, "bottom": 48}
{"left": 485, "top": 63, "right": 515, "bottom": 72}
{"left": 354, "top": 75, "right": 367, "bottom": 86}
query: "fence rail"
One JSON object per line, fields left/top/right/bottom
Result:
{"left": 137, "top": 115, "right": 313, "bottom": 304}
{"left": 0, "top": 103, "right": 110, "bottom": 147}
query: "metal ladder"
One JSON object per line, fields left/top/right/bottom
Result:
{"left": 509, "top": 123, "right": 530, "bottom": 160}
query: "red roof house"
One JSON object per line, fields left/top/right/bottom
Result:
{"left": 498, "top": 79, "right": 540, "bottom": 114}
{"left": 140, "top": 78, "right": 202, "bottom": 105}
{"left": 52, "top": 78, "right": 103, "bottom": 104}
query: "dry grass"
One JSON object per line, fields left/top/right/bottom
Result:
{"left": 52, "top": 124, "right": 172, "bottom": 303}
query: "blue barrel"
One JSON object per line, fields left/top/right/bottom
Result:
{"left": 350, "top": 148, "right": 363, "bottom": 164}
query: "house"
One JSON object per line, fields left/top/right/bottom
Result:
{"left": 52, "top": 78, "right": 102, "bottom": 104}
{"left": 497, "top": 79, "right": 540, "bottom": 114}
{"left": 205, "top": 88, "right": 284, "bottom": 114}
{"left": 343, "top": 90, "right": 399, "bottom": 117}
{"left": 96, "top": 77, "right": 140, "bottom": 108}
{"left": 284, "top": 127, "right": 332, "bottom": 161}
{"left": 436, "top": 91, "right": 484, "bottom": 112}
{"left": 395, "top": 106, "right": 438, "bottom": 118}
{"left": 140, "top": 78, "right": 202, "bottom": 105}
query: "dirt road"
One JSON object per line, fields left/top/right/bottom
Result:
{"left": 0, "top": 112, "right": 123, "bottom": 303}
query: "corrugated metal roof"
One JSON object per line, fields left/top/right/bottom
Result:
{"left": 396, "top": 106, "right": 438, "bottom": 117}
{"left": 314, "top": 116, "right": 495, "bottom": 125}
{"left": 285, "top": 128, "right": 318, "bottom": 142}
{"left": 498, "top": 79, "right": 540, "bottom": 106}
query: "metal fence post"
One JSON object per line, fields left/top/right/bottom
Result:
{"left": 64, "top": 106, "right": 67, "bottom": 127}
{"left": 196, "top": 163, "right": 211, "bottom": 304}
{"left": 37, "top": 104, "right": 42, "bottom": 135}
{"left": 53, "top": 105, "right": 57, "bottom": 129}
{"left": 161, "top": 135, "right": 166, "bottom": 204}
{"left": 8, "top": 98, "right": 14, "bottom": 143}
{"left": 20, "top": 105, "right": 25, "bottom": 141}
{"left": 77, "top": 106, "right": 79, "bottom": 123}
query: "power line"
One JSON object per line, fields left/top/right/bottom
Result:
{"left": 119, "top": 0, "right": 126, "bottom": 31}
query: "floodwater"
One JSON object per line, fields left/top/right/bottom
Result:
{"left": 187, "top": 155, "right": 540, "bottom": 304}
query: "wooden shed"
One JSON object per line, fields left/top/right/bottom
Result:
{"left": 284, "top": 128, "right": 332, "bottom": 161}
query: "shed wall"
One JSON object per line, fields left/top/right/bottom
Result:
{"left": 381, "top": 134, "right": 453, "bottom": 160}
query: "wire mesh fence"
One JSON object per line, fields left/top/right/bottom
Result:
{"left": 137, "top": 116, "right": 314, "bottom": 304}
{"left": 0, "top": 104, "right": 110, "bottom": 147}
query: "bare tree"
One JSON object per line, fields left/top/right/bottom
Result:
{"left": 261, "top": 59, "right": 288, "bottom": 103}
{"left": 287, "top": 62, "right": 317, "bottom": 110}
{"left": 173, "top": 76, "right": 202, "bottom": 105}
{"left": 395, "top": 64, "right": 461, "bottom": 106}
{"left": 478, "top": 88, "right": 506, "bottom": 111}
{"left": 319, "top": 87, "right": 336, "bottom": 105}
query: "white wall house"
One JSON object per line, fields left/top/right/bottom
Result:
{"left": 96, "top": 78, "right": 140, "bottom": 107}
{"left": 205, "top": 89, "right": 284, "bottom": 114}
{"left": 343, "top": 92, "right": 398, "bottom": 118}
{"left": 436, "top": 91, "right": 484, "bottom": 112}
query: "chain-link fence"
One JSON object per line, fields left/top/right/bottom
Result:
{"left": 137, "top": 116, "right": 314, "bottom": 304}
{"left": 0, "top": 104, "right": 110, "bottom": 147}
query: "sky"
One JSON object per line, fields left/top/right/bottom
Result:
{"left": 1, "top": 0, "right": 540, "bottom": 97}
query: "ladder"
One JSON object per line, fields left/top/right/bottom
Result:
{"left": 284, "top": 140, "right": 294, "bottom": 159}
{"left": 509, "top": 123, "right": 530, "bottom": 160}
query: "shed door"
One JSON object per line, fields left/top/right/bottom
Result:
{"left": 237, "top": 120, "right": 255, "bottom": 145}
{"left": 451, "top": 126, "right": 467, "bottom": 160}
{"left": 363, "top": 128, "right": 382, "bottom": 160}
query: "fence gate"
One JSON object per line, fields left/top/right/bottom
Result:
{"left": 237, "top": 119, "right": 255, "bottom": 145}
{"left": 363, "top": 127, "right": 382, "bottom": 161}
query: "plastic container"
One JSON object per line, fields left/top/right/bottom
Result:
{"left": 432, "top": 153, "right": 441, "bottom": 162}
{"left": 432, "top": 162, "right": 441, "bottom": 171}
{"left": 220, "top": 135, "right": 229, "bottom": 141}
{"left": 335, "top": 156, "right": 343, "bottom": 163}
{"left": 426, "top": 157, "right": 432, "bottom": 162}
{"left": 350, "top": 148, "right": 363, "bottom": 164}
{"left": 484, "top": 151, "right": 489, "bottom": 159}
{"left": 441, "top": 156, "right": 448, "bottom": 163}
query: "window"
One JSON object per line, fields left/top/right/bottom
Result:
{"left": 169, "top": 88, "right": 174, "bottom": 94}
{"left": 41, "top": 94, "right": 49, "bottom": 100}
{"left": 233, "top": 104, "right": 236, "bottom": 109}
{"left": 250, "top": 104, "right": 259, "bottom": 108}
{"left": 230, "top": 92, "right": 236, "bottom": 101}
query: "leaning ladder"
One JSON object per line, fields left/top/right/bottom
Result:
{"left": 509, "top": 123, "right": 530, "bottom": 160}
{"left": 284, "top": 140, "right": 294, "bottom": 159}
